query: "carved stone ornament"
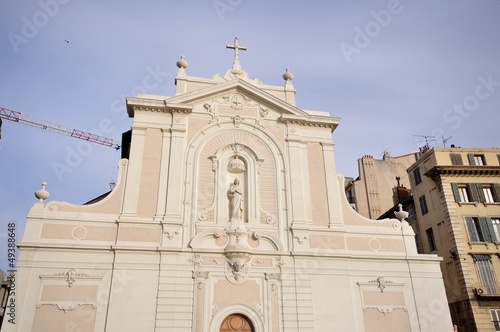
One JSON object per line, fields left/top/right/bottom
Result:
{"left": 188, "top": 254, "right": 204, "bottom": 267}
{"left": 272, "top": 257, "right": 285, "bottom": 269}
{"left": 294, "top": 235, "right": 308, "bottom": 244}
{"left": 223, "top": 219, "right": 253, "bottom": 284}
{"left": 222, "top": 93, "right": 251, "bottom": 110}
{"left": 357, "top": 277, "right": 407, "bottom": 316}
{"left": 370, "top": 277, "right": 392, "bottom": 293}
{"left": 193, "top": 271, "right": 210, "bottom": 289}
{"left": 228, "top": 156, "right": 246, "bottom": 173}
{"left": 37, "top": 269, "right": 102, "bottom": 312}
{"left": 256, "top": 106, "right": 270, "bottom": 128}
{"left": 265, "top": 273, "right": 281, "bottom": 293}
{"left": 394, "top": 204, "right": 409, "bottom": 222}
{"left": 163, "top": 230, "right": 179, "bottom": 240}
{"left": 260, "top": 211, "right": 275, "bottom": 224}
{"left": 52, "top": 268, "right": 89, "bottom": 287}
{"left": 198, "top": 208, "right": 214, "bottom": 222}
{"left": 232, "top": 115, "right": 243, "bottom": 128}
{"left": 34, "top": 181, "right": 50, "bottom": 202}
{"left": 203, "top": 102, "right": 218, "bottom": 123}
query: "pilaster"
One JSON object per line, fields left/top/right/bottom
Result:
{"left": 155, "top": 128, "right": 172, "bottom": 221}
{"left": 120, "top": 125, "right": 146, "bottom": 220}
{"left": 321, "top": 142, "right": 342, "bottom": 227}
{"left": 163, "top": 124, "right": 187, "bottom": 223}
{"left": 286, "top": 137, "right": 312, "bottom": 226}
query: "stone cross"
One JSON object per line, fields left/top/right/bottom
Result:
{"left": 226, "top": 36, "right": 247, "bottom": 62}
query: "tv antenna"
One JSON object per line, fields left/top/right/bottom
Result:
{"left": 442, "top": 136, "right": 452, "bottom": 147}
{"left": 380, "top": 147, "right": 391, "bottom": 157}
{"left": 413, "top": 135, "right": 435, "bottom": 153}
{"left": 413, "top": 135, "right": 435, "bottom": 146}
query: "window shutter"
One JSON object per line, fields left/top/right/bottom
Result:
{"left": 419, "top": 195, "right": 428, "bottom": 215}
{"left": 492, "top": 183, "right": 500, "bottom": 202}
{"left": 476, "top": 183, "right": 486, "bottom": 202}
{"left": 479, "top": 217, "right": 492, "bottom": 242}
{"left": 413, "top": 167, "right": 422, "bottom": 185}
{"left": 466, "top": 217, "right": 479, "bottom": 242}
{"left": 451, "top": 183, "right": 461, "bottom": 202}
{"left": 468, "top": 183, "right": 480, "bottom": 202}
{"left": 468, "top": 154, "right": 475, "bottom": 165}
{"left": 450, "top": 154, "right": 463, "bottom": 165}
{"left": 486, "top": 217, "right": 497, "bottom": 242}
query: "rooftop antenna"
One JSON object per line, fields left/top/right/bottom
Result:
{"left": 380, "top": 147, "right": 391, "bottom": 159}
{"left": 413, "top": 135, "right": 435, "bottom": 154}
{"left": 442, "top": 136, "right": 452, "bottom": 147}
{"left": 413, "top": 135, "right": 435, "bottom": 146}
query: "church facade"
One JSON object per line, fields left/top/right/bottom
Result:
{"left": 9, "top": 39, "right": 453, "bottom": 331}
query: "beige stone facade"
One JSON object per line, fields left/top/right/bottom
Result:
{"left": 8, "top": 41, "right": 452, "bottom": 331}
{"left": 345, "top": 153, "right": 418, "bottom": 219}
{"left": 407, "top": 147, "right": 500, "bottom": 331}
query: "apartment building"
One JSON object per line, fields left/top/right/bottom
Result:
{"left": 407, "top": 147, "right": 500, "bottom": 331}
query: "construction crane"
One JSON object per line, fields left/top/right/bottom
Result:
{"left": 0, "top": 106, "right": 120, "bottom": 149}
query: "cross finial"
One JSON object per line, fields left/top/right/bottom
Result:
{"left": 226, "top": 36, "right": 247, "bottom": 71}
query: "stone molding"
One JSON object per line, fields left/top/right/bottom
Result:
{"left": 37, "top": 269, "right": 102, "bottom": 312}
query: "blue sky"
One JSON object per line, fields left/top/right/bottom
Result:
{"left": 1, "top": 0, "right": 499, "bottom": 270}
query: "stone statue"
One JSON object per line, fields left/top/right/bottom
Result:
{"left": 228, "top": 178, "right": 243, "bottom": 219}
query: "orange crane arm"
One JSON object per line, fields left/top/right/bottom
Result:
{"left": 0, "top": 107, "right": 120, "bottom": 149}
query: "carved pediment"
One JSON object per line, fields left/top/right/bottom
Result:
{"left": 159, "top": 79, "right": 308, "bottom": 118}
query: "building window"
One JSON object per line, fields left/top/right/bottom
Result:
{"left": 458, "top": 185, "right": 470, "bottom": 202}
{"left": 492, "top": 218, "right": 500, "bottom": 241}
{"left": 474, "top": 155, "right": 485, "bottom": 165}
{"left": 450, "top": 153, "right": 463, "bottom": 165}
{"left": 406, "top": 204, "right": 416, "bottom": 224}
{"left": 468, "top": 154, "right": 486, "bottom": 165}
{"left": 491, "top": 309, "right": 500, "bottom": 332}
{"left": 465, "top": 217, "right": 499, "bottom": 242}
{"left": 484, "top": 185, "right": 496, "bottom": 203}
{"left": 451, "top": 183, "right": 481, "bottom": 203}
{"left": 419, "top": 195, "right": 428, "bottom": 215}
{"left": 426, "top": 227, "right": 436, "bottom": 251}
{"left": 475, "top": 255, "right": 497, "bottom": 294}
{"left": 413, "top": 167, "right": 422, "bottom": 185}
{"left": 477, "top": 183, "right": 500, "bottom": 203}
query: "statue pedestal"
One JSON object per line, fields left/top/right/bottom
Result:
{"left": 224, "top": 218, "right": 252, "bottom": 282}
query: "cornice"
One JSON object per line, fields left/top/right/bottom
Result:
{"left": 425, "top": 165, "right": 500, "bottom": 178}
{"left": 280, "top": 114, "right": 339, "bottom": 132}
{"left": 126, "top": 97, "right": 193, "bottom": 117}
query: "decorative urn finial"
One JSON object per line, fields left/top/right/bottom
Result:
{"left": 176, "top": 55, "right": 189, "bottom": 69}
{"left": 34, "top": 182, "right": 50, "bottom": 202}
{"left": 394, "top": 204, "right": 409, "bottom": 222}
{"left": 282, "top": 68, "right": 294, "bottom": 81}
{"left": 176, "top": 55, "right": 189, "bottom": 77}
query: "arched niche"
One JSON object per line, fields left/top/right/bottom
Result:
{"left": 187, "top": 124, "right": 286, "bottom": 230}
{"left": 212, "top": 143, "right": 261, "bottom": 224}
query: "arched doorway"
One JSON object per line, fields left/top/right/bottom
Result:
{"left": 220, "top": 313, "right": 254, "bottom": 332}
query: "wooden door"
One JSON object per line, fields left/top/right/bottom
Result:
{"left": 220, "top": 314, "right": 254, "bottom": 332}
